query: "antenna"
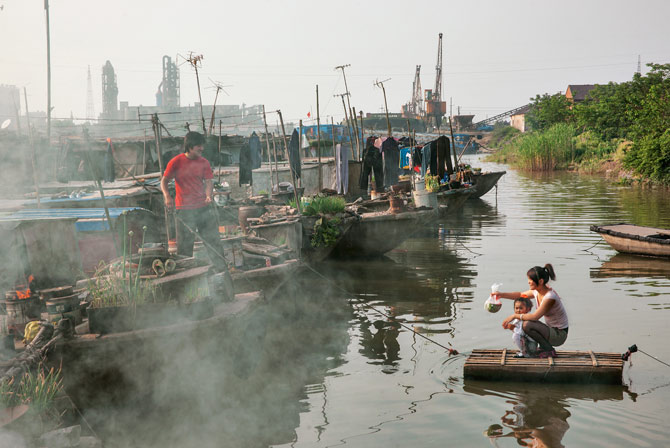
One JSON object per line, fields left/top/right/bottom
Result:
{"left": 86, "top": 65, "right": 95, "bottom": 120}
{"left": 206, "top": 79, "right": 232, "bottom": 134}
{"left": 374, "top": 78, "right": 392, "bottom": 137}
{"left": 179, "top": 52, "right": 207, "bottom": 135}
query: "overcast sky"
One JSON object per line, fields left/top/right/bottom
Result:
{"left": 2, "top": 0, "right": 669, "bottom": 128}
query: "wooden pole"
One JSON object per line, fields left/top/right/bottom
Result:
{"left": 380, "top": 83, "right": 392, "bottom": 137}
{"left": 339, "top": 95, "right": 355, "bottom": 158}
{"left": 23, "top": 88, "right": 41, "bottom": 208}
{"left": 271, "top": 129, "right": 280, "bottom": 187}
{"left": 44, "top": 0, "right": 52, "bottom": 145}
{"left": 82, "top": 128, "right": 118, "bottom": 251}
{"left": 218, "top": 120, "right": 222, "bottom": 183}
{"left": 152, "top": 114, "right": 171, "bottom": 244}
{"left": 316, "top": 85, "right": 322, "bottom": 191}
{"left": 351, "top": 106, "right": 360, "bottom": 160}
{"left": 277, "top": 110, "right": 301, "bottom": 214}
{"left": 298, "top": 119, "right": 303, "bottom": 188}
{"left": 448, "top": 116, "right": 460, "bottom": 175}
{"left": 359, "top": 111, "right": 364, "bottom": 162}
{"left": 142, "top": 129, "right": 147, "bottom": 175}
{"left": 194, "top": 64, "right": 206, "bottom": 136}
{"left": 208, "top": 86, "right": 221, "bottom": 135}
{"left": 331, "top": 117, "right": 336, "bottom": 161}
{"left": 262, "top": 106, "right": 275, "bottom": 192}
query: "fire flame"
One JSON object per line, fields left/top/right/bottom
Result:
{"left": 14, "top": 275, "right": 35, "bottom": 300}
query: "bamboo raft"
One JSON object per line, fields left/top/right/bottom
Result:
{"left": 464, "top": 349, "right": 624, "bottom": 384}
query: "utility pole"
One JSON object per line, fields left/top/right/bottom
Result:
{"left": 335, "top": 64, "right": 355, "bottom": 153}
{"left": 374, "top": 79, "right": 392, "bottom": 137}
{"left": 44, "top": 0, "right": 52, "bottom": 144}
{"left": 186, "top": 53, "right": 206, "bottom": 135}
{"left": 209, "top": 84, "right": 222, "bottom": 135}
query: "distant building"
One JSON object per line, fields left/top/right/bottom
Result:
{"left": 510, "top": 104, "right": 531, "bottom": 133}
{"left": 565, "top": 84, "right": 596, "bottom": 104}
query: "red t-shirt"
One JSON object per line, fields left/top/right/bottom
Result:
{"left": 163, "top": 153, "right": 213, "bottom": 210}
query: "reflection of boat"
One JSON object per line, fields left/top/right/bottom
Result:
{"left": 464, "top": 349, "right": 624, "bottom": 384}
{"left": 590, "top": 253, "right": 670, "bottom": 278}
{"left": 590, "top": 223, "right": 670, "bottom": 257}
{"left": 436, "top": 186, "right": 475, "bottom": 214}
{"left": 470, "top": 171, "right": 505, "bottom": 198}
{"left": 332, "top": 209, "right": 437, "bottom": 257}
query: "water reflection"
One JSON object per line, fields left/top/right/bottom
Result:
{"left": 465, "top": 380, "right": 626, "bottom": 448}
{"left": 591, "top": 253, "right": 670, "bottom": 279}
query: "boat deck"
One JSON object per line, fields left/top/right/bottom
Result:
{"left": 464, "top": 349, "right": 624, "bottom": 384}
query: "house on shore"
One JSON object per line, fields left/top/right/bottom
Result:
{"left": 510, "top": 104, "right": 531, "bottom": 133}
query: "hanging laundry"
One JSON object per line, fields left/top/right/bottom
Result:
{"left": 360, "top": 136, "right": 384, "bottom": 192}
{"left": 400, "top": 147, "right": 412, "bottom": 170}
{"left": 288, "top": 129, "right": 302, "bottom": 179}
{"left": 382, "top": 137, "right": 400, "bottom": 188}
{"left": 421, "top": 142, "right": 432, "bottom": 177}
{"left": 238, "top": 143, "right": 252, "bottom": 186}
{"left": 435, "top": 135, "right": 453, "bottom": 179}
{"left": 335, "top": 143, "right": 349, "bottom": 194}
{"left": 249, "top": 131, "right": 262, "bottom": 169}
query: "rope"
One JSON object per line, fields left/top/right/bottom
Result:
{"left": 623, "top": 344, "right": 670, "bottom": 368}
{"left": 583, "top": 238, "right": 604, "bottom": 252}
{"left": 301, "top": 262, "right": 459, "bottom": 355}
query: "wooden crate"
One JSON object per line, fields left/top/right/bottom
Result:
{"left": 464, "top": 349, "right": 624, "bottom": 384}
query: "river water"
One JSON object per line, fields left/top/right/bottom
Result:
{"left": 89, "top": 155, "right": 670, "bottom": 447}
{"left": 272, "top": 154, "right": 670, "bottom": 448}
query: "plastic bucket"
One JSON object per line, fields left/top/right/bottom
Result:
{"left": 412, "top": 189, "right": 438, "bottom": 211}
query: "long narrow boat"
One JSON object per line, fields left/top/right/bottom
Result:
{"left": 436, "top": 186, "right": 475, "bottom": 214}
{"left": 470, "top": 171, "right": 505, "bottom": 198}
{"left": 464, "top": 349, "right": 624, "bottom": 384}
{"left": 590, "top": 223, "right": 670, "bottom": 257}
{"left": 331, "top": 208, "right": 436, "bottom": 257}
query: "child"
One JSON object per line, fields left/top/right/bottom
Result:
{"left": 506, "top": 297, "right": 538, "bottom": 357}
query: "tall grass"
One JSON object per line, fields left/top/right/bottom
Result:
{"left": 491, "top": 124, "right": 575, "bottom": 171}
{"left": 301, "top": 196, "right": 346, "bottom": 216}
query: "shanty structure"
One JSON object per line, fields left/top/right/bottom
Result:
{"left": 464, "top": 349, "right": 625, "bottom": 384}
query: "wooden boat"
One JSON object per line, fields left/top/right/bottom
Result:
{"left": 470, "top": 171, "right": 505, "bottom": 198}
{"left": 590, "top": 223, "right": 670, "bottom": 257}
{"left": 331, "top": 208, "right": 437, "bottom": 257}
{"left": 464, "top": 349, "right": 624, "bottom": 384}
{"left": 436, "top": 186, "right": 475, "bottom": 214}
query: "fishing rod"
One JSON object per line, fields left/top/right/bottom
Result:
{"left": 622, "top": 344, "right": 670, "bottom": 368}
{"left": 301, "top": 263, "right": 459, "bottom": 356}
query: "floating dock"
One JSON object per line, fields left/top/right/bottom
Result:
{"left": 464, "top": 349, "right": 624, "bottom": 384}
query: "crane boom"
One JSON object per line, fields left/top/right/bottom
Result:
{"left": 434, "top": 33, "right": 443, "bottom": 103}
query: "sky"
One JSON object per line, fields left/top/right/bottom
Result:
{"left": 2, "top": 0, "right": 670, "bottom": 128}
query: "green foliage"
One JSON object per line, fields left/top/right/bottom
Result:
{"left": 311, "top": 217, "right": 341, "bottom": 248}
{"left": 425, "top": 175, "right": 440, "bottom": 192}
{"left": 624, "top": 130, "right": 670, "bottom": 183}
{"left": 302, "top": 195, "right": 346, "bottom": 216}
{"left": 489, "top": 126, "right": 521, "bottom": 148}
{"left": 526, "top": 93, "right": 573, "bottom": 131}
{"left": 0, "top": 366, "right": 63, "bottom": 413}
{"left": 490, "top": 123, "right": 576, "bottom": 171}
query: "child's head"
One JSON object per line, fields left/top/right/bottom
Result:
{"left": 514, "top": 297, "right": 533, "bottom": 315}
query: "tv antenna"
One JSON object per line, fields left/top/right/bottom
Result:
{"left": 206, "top": 79, "right": 232, "bottom": 134}
{"left": 177, "top": 51, "right": 207, "bottom": 135}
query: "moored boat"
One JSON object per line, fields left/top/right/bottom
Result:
{"left": 436, "top": 186, "right": 475, "bottom": 214}
{"left": 470, "top": 171, "right": 506, "bottom": 198}
{"left": 590, "top": 223, "right": 670, "bottom": 258}
{"left": 331, "top": 207, "right": 437, "bottom": 257}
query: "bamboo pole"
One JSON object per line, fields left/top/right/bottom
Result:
{"left": 262, "top": 106, "right": 275, "bottom": 192}
{"left": 152, "top": 114, "right": 171, "bottom": 245}
{"left": 351, "top": 106, "right": 361, "bottom": 160}
{"left": 316, "top": 86, "right": 322, "bottom": 191}
{"left": 23, "top": 88, "right": 41, "bottom": 208}
{"left": 270, "top": 129, "right": 280, "bottom": 186}
{"left": 298, "top": 119, "right": 303, "bottom": 188}
{"left": 359, "top": 111, "right": 364, "bottom": 162}
{"left": 331, "top": 117, "right": 336, "bottom": 160}
{"left": 339, "top": 95, "right": 355, "bottom": 158}
{"left": 82, "top": 128, "right": 118, "bottom": 251}
{"left": 277, "top": 110, "right": 301, "bottom": 213}
{"left": 448, "top": 116, "right": 459, "bottom": 174}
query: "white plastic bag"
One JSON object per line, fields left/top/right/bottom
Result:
{"left": 485, "top": 283, "right": 502, "bottom": 313}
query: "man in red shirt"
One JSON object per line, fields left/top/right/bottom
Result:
{"left": 161, "top": 131, "right": 226, "bottom": 272}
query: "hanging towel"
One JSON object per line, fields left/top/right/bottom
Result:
{"left": 238, "top": 143, "right": 252, "bottom": 186}
{"left": 382, "top": 137, "right": 400, "bottom": 187}
{"left": 336, "top": 143, "right": 349, "bottom": 194}
{"left": 288, "top": 129, "right": 302, "bottom": 179}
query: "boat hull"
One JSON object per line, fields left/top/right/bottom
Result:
{"left": 590, "top": 224, "right": 670, "bottom": 257}
{"left": 436, "top": 187, "right": 475, "bottom": 214}
{"left": 470, "top": 171, "right": 505, "bottom": 198}
{"left": 331, "top": 209, "right": 436, "bottom": 257}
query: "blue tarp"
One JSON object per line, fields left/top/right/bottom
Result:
{"left": 0, "top": 207, "right": 145, "bottom": 232}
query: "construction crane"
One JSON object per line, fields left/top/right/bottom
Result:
{"left": 402, "top": 65, "right": 424, "bottom": 118}
{"left": 425, "top": 33, "right": 446, "bottom": 127}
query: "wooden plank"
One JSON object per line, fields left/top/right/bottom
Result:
{"left": 500, "top": 348, "right": 507, "bottom": 366}
{"left": 589, "top": 350, "right": 599, "bottom": 367}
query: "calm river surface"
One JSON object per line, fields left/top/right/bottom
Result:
{"left": 92, "top": 155, "right": 670, "bottom": 447}
{"left": 272, "top": 154, "right": 670, "bottom": 448}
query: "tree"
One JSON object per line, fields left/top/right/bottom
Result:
{"left": 525, "top": 93, "right": 573, "bottom": 131}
